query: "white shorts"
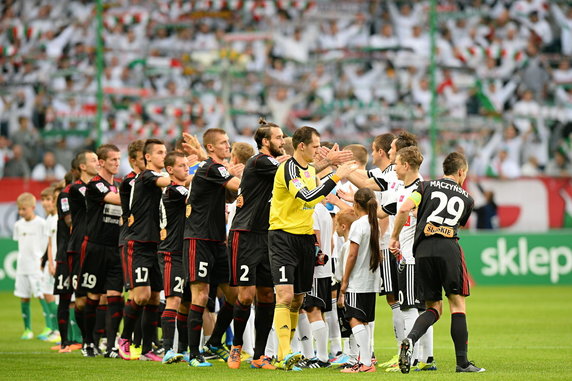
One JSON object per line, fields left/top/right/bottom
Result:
{"left": 41, "top": 266, "right": 55, "bottom": 295}
{"left": 14, "top": 274, "right": 43, "bottom": 299}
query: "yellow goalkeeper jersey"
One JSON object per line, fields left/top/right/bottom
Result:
{"left": 269, "top": 158, "right": 339, "bottom": 235}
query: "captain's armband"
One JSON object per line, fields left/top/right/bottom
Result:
{"left": 408, "top": 191, "right": 422, "bottom": 208}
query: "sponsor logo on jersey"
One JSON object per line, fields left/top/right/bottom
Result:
{"left": 96, "top": 182, "right": 109, "bottom": 193}
{"left": 423, "top": 222, "right": 454, "bottom": 238}
{"left": 218, "top": 166, "right": 231, "bottom": 178}
{"left": 292, "top": 178, "right": 304, "bottom": 190}
{"left": 61, "top": 198, "right": 69, "bottom": 212}
{"left": 175, "top": 186, "right": 188, "bottom": 196}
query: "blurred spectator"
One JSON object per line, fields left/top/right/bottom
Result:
{"left": 521, "top": 155, "right": 543, "bottom": 177}
{"left": 487, "top": 147, "right": 522, "bottom": 179}
{"left": 4, "top": 144, "right": 31, "bottom": 179}
{"left": 545, "top": 150, "right": 572, "bottom": 178}
{"left": 31, "top": 151, "right": 66, "bottom": 181}
{"left": 9, "top": 117, "right": 40, "bottom": 166}
{"left": 0, "top": 136, "right": 12, "bottom": 178}
{"left": 473, "top": 184, "right": 498, "bottom": 230}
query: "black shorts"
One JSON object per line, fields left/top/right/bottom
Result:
{"left": 379, "top": 248, "right": 398, "bottom": 297}
{"left": 124, "top": 240, "right": 163, "bottom": 292}
{"left": 303, "top": 277, "right": 332, "bottom": 312}
{"left": 344, "top": 292, "right": 376, "bottom": 323}
{"left": 228, "top": 230, "right": 273, "bottom": 287}
{"left": 183, "top": 238, "right": 229, "bottom": 285}
{"left": 66, "top": 251, "right": 83, "bottom": 296}
{"left": 398, "top": 262, "right": 421, "bottom": 310}
{"left": 159, "top": 251, "right": 190, "bottom": 299}
{"left": 79, "top": 240, "right": 123, "bottom": 294}
{"left": 415, "top": 237, "right": 471, "bottom": 301}
{"left": 53, "top": 256, "right": 73, "bottom": 295}
{"left": 268, "top": 230, "right": 314, "bottom": 294}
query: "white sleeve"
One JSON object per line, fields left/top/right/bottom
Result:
{"left": 313, "top": 209, "right": 321, "bottom": 231}
{"left": 348, "top": 219, "right": 363, "bottom": 245}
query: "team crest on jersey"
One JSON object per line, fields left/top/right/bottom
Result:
{"left": 303, "top": 171, "right": 311, "bottom": 178}
{"left": 292, "top": 178, "right": 304, "bottom": 190}
{"left": 61, "top": 198, "right": 69, "bottom": 212}
{"left": 96, "top": 182, "right": 109, "bottom": 193}
{"left": 110, "top": 185, "right": 117, "bottom": 193}
{"left": 186, "top": 204, "right": 192, "bottom": 217}
{"left": 218, "top": 166, "right": 231, "bottom": 178}
{"left": 79, "top": 186, "right": 86, "bottom": 196}
{"left": 175, "top": 186, "right": 188, "bottom": 196}
{"left": 129, "top": 179, "right": 135, "bottom": 187}
{"left": 236, "top": 194, "right": 244, "bottom": 208}
{"left": 268, "top": 157, "right": 280, "bottom": 166}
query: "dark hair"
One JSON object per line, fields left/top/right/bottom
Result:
{"left": 395, "top": 131, "right": 418, "bottom": 151}
{"left": 443, "top": 152, "right": 468, "bottom": 175}
{"left": 164, "top": 151, "right": 186, "bottom": 169}
{"left": 254, "top": 117, "right": 280, "bottom": 150}
{"left": 292, "top": 126, "right": 319, "bottom": 151}
{"left": 75, "top": 150, "right": 95, "bottom": 167}
{"left": 143, "top": 138, "right": 165, "bottom": 165}
{"left": 396, "top": 146, "right": 423, "bottom": 170}
{"left": 128, "top": 139, "right": 145, "bottom": 160}
{"left": 353, "top": 188, "right": 381, "bottom": 271}
{"left": 64, "top": 170, "right": 75, "bottom": 185}
{"left": 202, "top": 128, "right": 226, "bottom": 150}
{"left": 96, "top": 144, "right": 120, "bottom": 161}
{"left": 373, "top": 133, "right": 395, "bottom": 156}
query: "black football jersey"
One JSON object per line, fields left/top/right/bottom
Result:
{"left": 158, "top": 182, "right": 189, "bottom": 254}
{"left": 85, "top": 175, "right": 121, "bottom": 246}
{"left": 231, "top": 153, "right": 280, "bottom": 232}
{"left": 413, "top": 178, "right": 474, "bottom": 251}
{"left": 118, "top": 171, "right": 137, "bottom": 246}
{"left": 125, "top": 169, "right": 164, "bottom": 243}
{"left": 67, "top": 180, "right": 87, "bottom": 253}
{"left": 55, "top": 184, "right": 71, "bottom": 261}
{"left": 184, "top": 157, "right": 234, "bottom": 241}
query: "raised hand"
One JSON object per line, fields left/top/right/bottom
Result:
{"left": 228, "top": 163, "right": 245, "bottom": 178}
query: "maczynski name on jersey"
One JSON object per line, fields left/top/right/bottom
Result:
{"left": 429, "top": 180, "right": 469, "bottom": 197}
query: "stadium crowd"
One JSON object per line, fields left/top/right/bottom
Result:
{"left": 0, "top": 0, "right": 571, "bottom": 180}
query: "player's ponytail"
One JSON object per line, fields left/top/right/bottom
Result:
{"left": 354, "top": 188, "right": 382, "bottom": 272}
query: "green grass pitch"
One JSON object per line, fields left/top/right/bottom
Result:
{"left": 2, "top": 286, "right": 571, "bottom": 380}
